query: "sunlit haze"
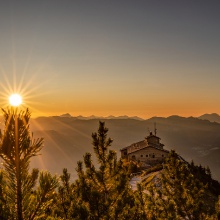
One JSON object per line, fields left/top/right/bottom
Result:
{"left": 0, "top": 1, "right": 219, "bottom": 118}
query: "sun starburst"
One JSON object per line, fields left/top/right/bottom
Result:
{"left": 9, "top": 94, "right": 22, "bottom": 106}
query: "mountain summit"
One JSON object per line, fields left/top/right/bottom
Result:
{"left": 198, "top": 113, "right": 220, "bottom": 123}
{"left": 60, "top": 113, "right": 72, "bottom": 118}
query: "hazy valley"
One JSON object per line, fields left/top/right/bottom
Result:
{"left": 16, "top": 113, "right": 220, "bottom": 181}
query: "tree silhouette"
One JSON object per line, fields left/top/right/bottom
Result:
{"left": 0, "top": 108, "right": 58, "bottom": 220}
{"left": 61, "top": 121, "right": 137, "bottom": 219}
{"left": 146, "top": 150, "right": 208, "bottom": 220}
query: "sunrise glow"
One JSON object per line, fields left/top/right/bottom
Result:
{"left": 9, "top": 94, "right": 22, "bottom": 107}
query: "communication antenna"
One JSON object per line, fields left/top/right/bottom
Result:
{"left": 154, "top": 122, "right": 157, "bottom": 136}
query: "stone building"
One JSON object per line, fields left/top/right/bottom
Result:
{"left": 120, "top": 130, "right": 169, "bottom": 168}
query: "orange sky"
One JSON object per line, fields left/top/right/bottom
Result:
{"left": 0, "top": 1, "right": 219, "bottom": 119}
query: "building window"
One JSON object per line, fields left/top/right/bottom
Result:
{"left": 162, "top": 154, "right": 164, "bottom": 157}
{"left": 152, "top": 154, "right": 155, "bottom": 158}
{"left": 141, "top": 155, "right": 143, "bottom": 157}
{"left": 124, "top": 152, "right": 127, "bottom": 155}
{"left": 146, "top": 155, "right": 148, "bottom": 157}
{"left": 132, "top": 155, "right": 136, "bottom": 160}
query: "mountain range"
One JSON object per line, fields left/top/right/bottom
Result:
{"left": 60, "top": 112, "right": 220, "bottom": 122}
{"left": 1, "top": 113, "right": 220, "bottom": 181}
{"left": 59, "top": 113, "right": 144, "bottom": 120}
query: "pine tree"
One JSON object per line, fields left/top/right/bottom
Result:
{"left": 146, "top": 150, "right": 208, "bottom": 220}
{"left": 0, "top": 108, "right": 58, "bottom": 220}
{"left": 54, "top": 168, "right": 74, "bottom": 219}
{"left": 133, "top": 183, "right": 150, "bottom": 220}
{"left": 66, "top": 121, "right": 137, "bottom": 219}
{"left": 216, "top": 196, "right": 220, "bottom": 220}
{"left": 207, "top": 196, "right": 220, "bottom": 220}
{"left": 0, "top": 169, "right": 10, "bottom": 220}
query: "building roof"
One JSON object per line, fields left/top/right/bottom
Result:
{"left": 120, "top": 140, "right": 145, "bottom": 151}
{"left": 120, "top": 132, "right": 169, "bottom": 154}
{"left": 146, "top": 133, "right": 161, "bottom": 140}
{"left": 128, "top": 144, "right": 169, "bottom": 154}
{"left": 121, "top": 140, "right": 168, "bottom": 153}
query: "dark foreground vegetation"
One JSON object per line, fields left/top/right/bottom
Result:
{"left": 0, "top": 109, "right": 220, "bottom": 220}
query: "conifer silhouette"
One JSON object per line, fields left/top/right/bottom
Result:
{"left": 0, "top": 108, "right": 58, "bottom": 220}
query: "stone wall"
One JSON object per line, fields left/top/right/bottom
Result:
{"left": 128, "top": 146, "right": 169, "bottom": 166}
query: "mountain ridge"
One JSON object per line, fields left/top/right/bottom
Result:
{"left": 25, "top": 115, "right": 220, "bottom": 181}
{"left": 1, "top": 113, "right": 220, "bottom": 180}
{"left": 43, "top": 113, "right": 220, "bottom": 123}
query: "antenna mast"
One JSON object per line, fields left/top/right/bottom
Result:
{"left": 154, "top": 122, "right": 157, "bottom": 136}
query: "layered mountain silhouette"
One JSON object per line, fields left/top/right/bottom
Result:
{"left": 198, "top": 113, "right": 220, "bottom": 123}
{"left": 59, "top": 113, "right": 144, "bottom": 120}
{"left": 20, "top": 114, "right": 220, "bottom": 181}
{"left": 0, "top": 113, "right": 219, "bottom": 180}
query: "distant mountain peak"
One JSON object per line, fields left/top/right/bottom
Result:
{"left": 198, "top": 113, "right": 220, "bottom": 123}
{"left": 60, "top": 113, "right": 72, "bottom": 117}
{"left": 200, "top": 113, "right": 220, "bottom": 117}
{"left": 167, "top": 115, "right": 184, "bottom": 119}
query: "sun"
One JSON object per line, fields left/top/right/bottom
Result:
{"left": 9, "top": 94, "right": 22, "bottom": 106}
